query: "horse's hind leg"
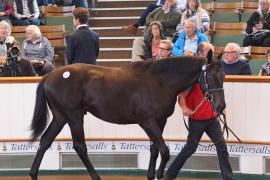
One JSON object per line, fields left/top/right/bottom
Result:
{"left": 30, "top": 119, "right": 66, "bottom": 180}
{"left": 140, "top": 120, "right": 170, "bottom": 180}
{"left": 67, "top": 112, "right": 101, "bottom": 180}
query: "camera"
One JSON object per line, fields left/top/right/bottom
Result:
{"left": 6, "top": 42, "right": 19, "bottom": 64}
{"left": 0, "top": 42, "right": 20, "bottom": 77}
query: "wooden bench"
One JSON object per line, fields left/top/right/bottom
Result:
{"left": 41, "top": 5, "right": 75, "bottom": 17}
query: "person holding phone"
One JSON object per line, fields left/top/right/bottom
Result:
{"left": 243, "top": 0, "right": 270, "bottom": 47}
{"left": 13, "top": 0, "right": 41, "bottom": 26}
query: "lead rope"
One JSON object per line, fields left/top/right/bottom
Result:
{"left": 182, "top": 96, "right": 233, "bottom": 147}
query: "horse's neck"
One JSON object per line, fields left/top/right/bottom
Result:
{"left": 162, "top": 70, "right": 201, "bottom": 95}
{"left": 153, "top": 58, "right": 204, "bottom": 96}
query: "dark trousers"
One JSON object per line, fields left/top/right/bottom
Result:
{"left": 243, "top": 35, "right": 270, "bottom": 47}
{"left": 137, "top": 3, "right": 161, "bottom": 26}
{"left": 34, "top": 62, "right": 54, "bottom": 76}
{"left": 166, "top": 118, "right": 234, "bottom": 180}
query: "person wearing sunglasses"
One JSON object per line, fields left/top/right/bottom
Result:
{"left": 221, "top": 43, "right": 251, "bottom": 75}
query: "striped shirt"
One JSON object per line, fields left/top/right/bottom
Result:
{"left": 14, "top": 0, "right": 40, "bottom": 19}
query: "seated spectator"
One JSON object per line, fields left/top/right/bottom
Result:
{"left": 13, "top": 0, "right": 40, "bottom": 26}
{"left": 0, "top": 0, "right": 14, "bottom": 23}
{"left": 131, "top": 0, "right": 181, "bottom": 61}
{"left": 21, "top": 25, "right": 54, "bottom": 76}
{"left": 144, "top": 21, "right": 166, "bottom": 59}
{"left": 156, "top": 39, "right": 173, "bottom": 60}
{"left": 144, "top": 0, "right": 181, "bottom": 37}
{"left": 259, "top": 49, "right": 270, "bottom": 75}
{"left": 243, "top": 0, "right": 270, "bottom": 47}
{"left": 123, "top": 0, "right": 185, "bottom": 35}
{"left": 176, "top": 0, "right": 210, "bottom": 33}
{"left": 221, "top": 43, "right": 252, "bottom": 75}
{"left": 172, "top": 18, "right": 208, "bottom": 56}
{"left": 37, "top": 0, "right": 56, "bottom": 6}
{"left": 0, "top": 21, "right": 36, "bottom": 77}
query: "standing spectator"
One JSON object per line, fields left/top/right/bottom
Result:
{"left": 165, "top": 42, "right": 234, "bottom": 180}
{"left": 20, "top": 25, "right": 54, "bottom": 76}
{"left": 0, "top": 0, "right": 14, "bottom": 22}
{"left": 177, "top": 0, "right": 210, "bottom": 33}
{"left": 144, "top": 21, "right": 166, "bottom": 59}
{"left": 0, "top": 21, "right": 36, "bottom": 77}
{"left": 243, "top": 0, "right": 270, "bottom": 47}
{"left": 259, "top": 49, "right": 270, "bottom": 75}
{"left": 123, "top": 0, "right": 185, "bottom": 35}
{"left": 13, "top": 0, "right": 41, "bottom": 26}
{"left": 172, "top": 18, "right": 208, "bottom": 56}
{"left": 37, "top": 0, "right": 56, "bottom": 6}
{"left": 66, "top": 7, "right": 99, "bottom": 64}
{"left": 221, "top": 43, "right": 252, "bottom": 75}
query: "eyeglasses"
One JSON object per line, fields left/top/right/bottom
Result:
{"left": 223, "top": 51, "right": 237, "bottom": 54}
{"left": 159, "top": 47, "right": 171, "bottom": 51}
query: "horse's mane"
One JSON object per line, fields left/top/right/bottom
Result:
{"left": 124, "top": 56, "right": 206, "bottom": 74}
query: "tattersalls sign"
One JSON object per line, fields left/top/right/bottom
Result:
{"left": 0, "top": 141, "right": 270, "bottom": 156}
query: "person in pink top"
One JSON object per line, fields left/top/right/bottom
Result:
{"left": 144, "top": 21, "right": 166, "bottom": 59}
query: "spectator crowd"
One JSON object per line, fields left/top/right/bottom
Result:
{"left": 0, "top": 0, "right": 269, "bottom": 77}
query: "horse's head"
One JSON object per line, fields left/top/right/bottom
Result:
{"left": 199, "top": 50, "right": 226, "bottom": 114}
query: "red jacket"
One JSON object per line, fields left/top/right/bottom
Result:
{"left": 2, "top": 2, "right": 14, "bottom": 15}
{"left": 186, "top": 83, "right": 217, "bottom": 120}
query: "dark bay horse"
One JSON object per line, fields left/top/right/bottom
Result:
{"left": 29, "top": 54, "right": 226, "bottom": 180}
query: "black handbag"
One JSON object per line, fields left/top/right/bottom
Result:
{"left": 252, "top": 30, "right": 270, "bottom": 44}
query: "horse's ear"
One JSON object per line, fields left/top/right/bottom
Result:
{"left": 206, "top": 49, "right": 213, "bottom": 64}
{"left": 216, "top": 49, "right": 223, "bottom": 62}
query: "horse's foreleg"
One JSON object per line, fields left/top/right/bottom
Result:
{"left": 140, "top": 120, "right": 170, "bottom": 180}
{"left": 29, "top": 119, "right": 65, "bottom": 180}
{"left": 147, "top": 142, "right": 159, "bottom": 180}
{"left": 68, "top": 117, "right": 101, "bottom": 180}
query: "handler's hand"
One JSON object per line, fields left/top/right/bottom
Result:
{"left": 182, "top": 107, "right": 193, "bottom": 116}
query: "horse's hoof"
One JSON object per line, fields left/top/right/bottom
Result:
{"left": 29, "top": 172, "right": 37, "bottom": 180}
{"left": 156, "top": 169, "right": 164, "bottom": 179}
{"left": 92, "top": 174, "right": 101, "bottom": 180}
{"left": 147, "top": 176, "right": 155, "bottom": 180}
{"left": 163, "top": 173, "right": 174, "bottom": 180}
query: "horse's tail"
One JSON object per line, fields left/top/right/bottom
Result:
{"left": 30, "top": 77, "right": 48, "bottom": 141}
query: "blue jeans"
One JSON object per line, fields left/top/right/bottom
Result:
{"left": 37, "top": 0, "right": 55, "bottom": 6}
{"left": 165, "top": 118, "right": 234, "bottom": 180}
{"left": 13, "top": 18, "right": 41, "bottom": 26}
{"left": 72, "top": 0, "right": 88, "bottom": 8}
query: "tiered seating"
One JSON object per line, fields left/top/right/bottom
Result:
{"left": 240, "top": 1, "right": 258, "bottom": 22}
{"left": 249, "top": 46, "right": 269, "bottom": 74}
{"left": 212, "top": 2, "right": 242, "bottom": 23}
{"left": 89, "top": 0, "right": 155, "bottom": 66}
{"left": 42, "top": 5, "right": 75, "bottom": 33}
{"left": 210, "top": 22, "right": 246, "bottom": 46}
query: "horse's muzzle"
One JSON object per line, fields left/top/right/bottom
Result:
{"left": 216, "top": 104, "right": 226, "bottom": 115}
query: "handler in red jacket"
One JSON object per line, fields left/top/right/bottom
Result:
{"left": 165, "top": 42, "right": 234, "bottom": 180}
